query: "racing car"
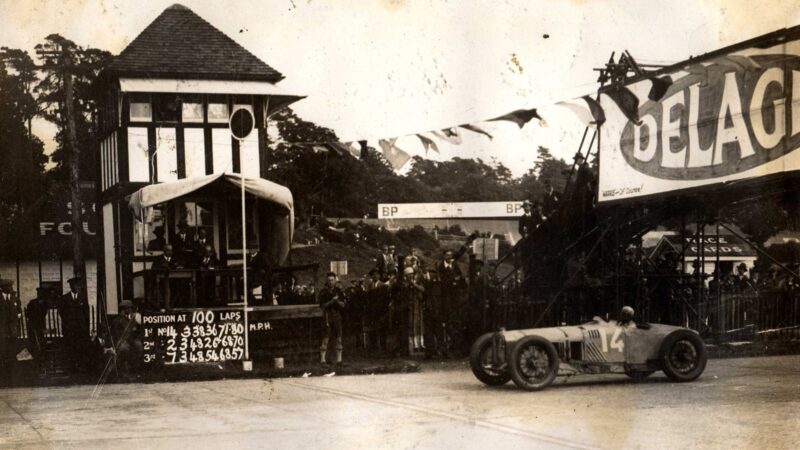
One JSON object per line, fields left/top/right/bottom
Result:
{"left": 470, "top": 306, "right": 707, "bottom": 390}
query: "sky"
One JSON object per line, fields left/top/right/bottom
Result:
{"left": 1, "top": 0, "right": 799, "bottom": 176}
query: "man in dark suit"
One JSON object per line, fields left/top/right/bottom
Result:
{"left": 151, "top": 244, "right": 179, "bottom": 270}
{"left": 198, "top": 245, "right": 220, "bottom": 306}
{"left": 436, "top": 250, "right": 466, "bottom": 357}
{"left": 248, "top": 243, "right": 271, "bottom": 304}
{"left": 57, "top": 276, "right": 89, "bottom": 372}
{"left": 191, "top": 228, "right": 212, "bottom": 267}
{"left": 26, "top": 287, "right": 51, "bottom": 367}
{"left": 0, "top": 279, "right": 22, "bottom": 383}
{"left": 172, "top": 223, "right": 193, "bottom": 266}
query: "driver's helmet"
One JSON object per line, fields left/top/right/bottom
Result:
{"left": 621, "top": 306, "right": 635, "bottom": 321}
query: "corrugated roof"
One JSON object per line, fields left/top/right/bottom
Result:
{"left": 102, "top": 4, "right": 284, "bottom": 82}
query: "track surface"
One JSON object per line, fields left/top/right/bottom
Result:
{"left": 2, "top": 355, "right": 799, "bottom": 449}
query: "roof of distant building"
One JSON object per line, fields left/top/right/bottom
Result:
{"left": 102, "top": 4, "right": 284, "bottom": 83}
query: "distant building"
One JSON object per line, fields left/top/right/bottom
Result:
{"left": 649, "top": 234, "right": 757, "bottom": 275}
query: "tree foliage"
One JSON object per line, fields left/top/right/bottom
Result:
{"left": 0, "top": 55, "right": 47, "bottom": 234}
{"left": 34, "top": 34, "right": 111, "bottom": 181}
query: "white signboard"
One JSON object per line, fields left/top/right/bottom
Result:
{"left": 472, "top": 238, "right": 499, "bottom": 261}
{"left": 330, "top": 261, "right": 348, "bottom": 277}
{"left": 378, "top": 202, "right": 524, "bottom": 219}
{"left": 599, "top": 32, "right": 800, "bottom": 203}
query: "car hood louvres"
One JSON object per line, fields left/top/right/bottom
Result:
{"left": 584, "top": 329, "right": 606, "bottom": 363}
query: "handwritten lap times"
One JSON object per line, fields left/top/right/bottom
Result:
{"left": 141, "top": 310, "right": 245, "bottom": 365}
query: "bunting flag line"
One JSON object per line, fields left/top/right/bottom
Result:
{"left": 460, "top": 123, "right": 493, "bottom": 140}
{"left": 378, "top": 138, "right": 412, "bottom": 170}
{"left": 416, "top": 133, "right": 440, "bottom": 155}
{"left": 603, "top": 85, "right": 640, "bottom": 124}
{"left": 489, "top": 108, "right": 543, "bottom": 128}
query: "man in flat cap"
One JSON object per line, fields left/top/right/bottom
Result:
{"left": 57, "top": 276, "right": 90, "bottom": 372}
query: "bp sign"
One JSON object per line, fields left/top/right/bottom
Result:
{"left": 229, "top": 106, "right": 255, "bottom": 140}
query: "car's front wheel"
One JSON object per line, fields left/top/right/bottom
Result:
{"left": 508, "top": 336, "right": 559, "bottom": 391}
{"left": 659, "top": 330, "right": 707, "bottom": 382}
{"left": 469, "top": 333, "right": 511, "bottom": 386}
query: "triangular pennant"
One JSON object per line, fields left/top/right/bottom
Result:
{"left": 556, "top": 97, "right": 605, "bottom": 127}
{"left": 432, "top": 128, "right": 462, "bottom": 145}
{"left": 489, "top": 108, "right": 543, "bottom": 128}
{"left": 328, "top": 142, "right": 360, "bottom": 158}
{"left": 416, "top": 134, "right": 440, "bottom": 154}
{"left": 603, "top": 86, "right": 640, "bottom": 124}
{"left": 459, "top": 123, "right": 493, "bottom": 140}
{"left": 378, "top": 138, "right": 412, "bottom": 170}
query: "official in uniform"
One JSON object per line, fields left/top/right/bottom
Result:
{"left": 57, "top": 276, "right": 90, "bottom": 372}
{"left": 319, "top": 272, "right": 346, "bottom": 365}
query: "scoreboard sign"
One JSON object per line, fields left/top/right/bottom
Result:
{"left": 142, "top": 309, "right": 245, "bottom": 365}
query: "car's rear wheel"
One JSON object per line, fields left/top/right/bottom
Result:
{"left": 469, "top": 333, "right": 510, "bottom": 386}
{"left": 508, "top": 336, "right": 559, "bottom": 391}
{"left": 659, "top": 330, "right": 707, "bottom": 382}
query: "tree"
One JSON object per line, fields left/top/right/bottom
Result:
{"left": 0, "top": 56, "right": 48, "bottom": 256}
{"left": 33, "top": 34, "right": 111, "bottom": 281}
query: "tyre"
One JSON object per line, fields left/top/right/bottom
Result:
{"left": 469, "top": 333, "right": 511, "bottom": 386}
{"left": 508, "top": 336, "right": 559, "bottom": 391}
{"left": 625, "top": 370, "right": 655, "bottom": 381}
{"left": 659, "top": 330, "right": 707, "bottom": 382}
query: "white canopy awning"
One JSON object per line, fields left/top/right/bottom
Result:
{"left": 128, "top": 173, "right": 294, "bottom": 264}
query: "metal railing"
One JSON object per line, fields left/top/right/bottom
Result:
{"left": 14, "top": 306, "right": 97, "bottom": 340}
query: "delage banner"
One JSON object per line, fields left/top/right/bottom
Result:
{"left": 599, "top": 30, "right": 800, "bottom": 202}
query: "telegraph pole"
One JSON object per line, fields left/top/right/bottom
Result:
{"left": 36, "top": 43, "right": 86, "bottom": 285}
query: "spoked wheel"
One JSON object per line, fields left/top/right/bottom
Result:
{"left": 469, "top": 333, "right": 510, "bottom": 386}
{"left": 508, "top": 336, "right": 559, "bottom": 391}
{"left": 660, "top": 331, "right": 707, "bottom": 382}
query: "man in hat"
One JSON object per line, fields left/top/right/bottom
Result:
{"left": 248, "top": 241, "right": 271, "bottom": 304}
{"left": 518, "top": 200, "right": 545, "bottom": 238}
{"left": 733, "top": 262, "right": 752, "bottom": 291}
{"left": 110, "top": 300, "right": 143, "bottom": 375}
{"left": 365, "top": 268, "right": 389, "bottom": 352}
{"left": 57, "top": 276, "right": 90, "bottom": 372}
{"left": 376, "top": 244, "right": 398, "bottom": 280}
{"left": 319, "top": 272, "right": 346, "bottom": 365}
{"left": 151, "top": 244, "right": 182, "bottom": 307}
{"left": 0, "top": 279, "right": 22, "bottom": 382}
{"left": 436, "top": 250, "right": 466, "bottom": 357}
{"left": 542, "top": 180, "right": 560, "bottom": 218}
{"left": 26, "top": 287, "right": 51, "bottom": 367}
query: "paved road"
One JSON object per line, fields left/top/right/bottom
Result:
{"left": 1, "top": 355, "right": 799, "bottom": 449}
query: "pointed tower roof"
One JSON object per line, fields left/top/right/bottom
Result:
{"left": 103, "top": 4, "right": 284, "bottom": 82}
